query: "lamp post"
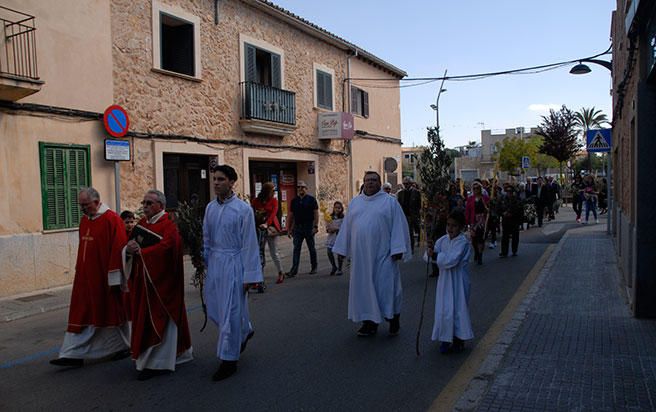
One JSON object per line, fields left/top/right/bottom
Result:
{"left": 430, "top": 69, "right": 448, "bottom": 131}
{"left": 569, "top": 56, "right": 613, "bottom": 235}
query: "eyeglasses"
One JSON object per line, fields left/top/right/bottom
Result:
{"left": 141, "top": 200, "right": 156, "bottom": 206}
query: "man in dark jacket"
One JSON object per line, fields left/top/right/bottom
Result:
{"left": 497, "top": 184, "right": 523, "bottom": 257}
{"left": 531, "top": 177, "right": 551, "bottom": 228}
{"left": 396, "top": 176, "right": 422, "bottom": 254}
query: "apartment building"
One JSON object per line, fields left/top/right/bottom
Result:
{"left": 0, "top": 0, "right": 406, "bottom": 296}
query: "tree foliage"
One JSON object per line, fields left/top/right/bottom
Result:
{"left": 574, "top": 106, "right": 609, "bottom": 135}
{"left": 496, "top": 135, "right": 558, "bottom": 176}
{"left": 536, "top": 105, "right": 581, "bottom": 178}
{"left": 418, "top": 126, "right": 452, "bottom": 199}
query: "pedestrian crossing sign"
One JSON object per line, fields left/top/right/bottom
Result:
{"left": 586, "top": 128, "right": 611, "bottom": 153}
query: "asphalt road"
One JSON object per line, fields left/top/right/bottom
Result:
{"left": 0, "top": 209, "right": 580, "bottom": 411}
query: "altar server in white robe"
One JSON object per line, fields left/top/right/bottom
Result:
{"left": 428, "top": 209, "right": 474, "bottom": 354}
{"left": 333, "top": 171, "right": 412, "bottom": 337}
{"left": 203, "top": 164, "right": 263, "bottom": 381}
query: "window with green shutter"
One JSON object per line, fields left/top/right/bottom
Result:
{"left": 39, "top": 143, "right": 91, "bottom": 230}
{"left": 316, "top": 69, "right": 333, "bottom": 110}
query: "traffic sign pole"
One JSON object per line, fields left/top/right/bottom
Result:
{"left": 115, "top": 161, "right": 121, "bottom": 213}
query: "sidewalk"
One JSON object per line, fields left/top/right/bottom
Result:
{"left": 0, "top": 233, "right": 326, "bottom": 323}
{"left": 455, "top": 221, "right": 656, "bottom": 411}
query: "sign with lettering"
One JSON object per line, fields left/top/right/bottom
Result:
{"left": 318, "top": 112, "right": 354, "bottom": 140}
{"left": 104, "top": 139, "right": 130, "bottom": 161}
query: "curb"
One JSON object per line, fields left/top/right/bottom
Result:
{"left": 450, "top": 230, "right": 572, "bottom": 411}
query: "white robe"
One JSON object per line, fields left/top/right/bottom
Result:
{"left": 332, "top": 190, "right": 411, "bottom": 324}
{"left": 203, "top": 195, "right": 263, "bottom": 361}
{"left": 431, "top": 233, "right": 474, "bottom": 342}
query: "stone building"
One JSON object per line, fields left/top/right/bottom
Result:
{"left": 610, "top": 0, "right": 656, "bottom": 317}
{"left": 0, "top": 0, "right": 405, "bottom": 297}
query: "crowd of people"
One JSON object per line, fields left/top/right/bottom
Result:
{"left": 49, "top": 166, "right": 605, "bottom": 383}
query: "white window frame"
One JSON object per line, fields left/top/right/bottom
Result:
{"left": 313, "top": 63, "right": 335, "bottom": 111}
{"left": 151, "top": 0, "right": 202, "bottom": 80}
{"left": 239, "top": 34, "right": 285, "bottom": 88}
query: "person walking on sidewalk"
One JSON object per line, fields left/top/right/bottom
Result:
{"left": 203, "top": 165, "right": 262, "bottom": 381}
{"left": 251, "top": 182, "right": 284, "bottom": 285}
{"left": 325, "top": 201, "right": 345, "bottom": 276}
{"left": 582, "top": 175, "right": 599, "bottom": 224}
{"left": 428, "top": 209, "right": 473, "bottom": 354}
{"left": 50, "top": 187, "right": 130, "bottom": 368}
{"left": 497, "top": 185, "right": 523, "bottom": 257}
{"left": 125, "top": 189, "right": 193, "bottom": 381}
{"left": 332, "top": 171, "right": 411, "bottom": 337}
{"left": 570, "top": 174, "right": 584, "bottom": 223}
{"left": 285, "top": 180, "right": 319, "bottom": 277}
{"left": 531, "top": 177, "right": 551, "bottom": 228}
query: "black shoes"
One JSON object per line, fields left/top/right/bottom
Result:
{"left": 308, "top": 267, "right": 317, "bottom": 274}
{"left": 212, "top": 360, "right": 238, "bottom": 381}
{"left": 110, "top": 349, "right": 131, "bottom": 361}
{"left": 388, "top": 314, "right": 400, "bottom": 336}
{"left": 240, "top": 330, "right": 254, "bottom": 354}
{"left": 284, "top": 272, "right": 296, "bottom": 278}
{"left": 357, "top": 320, "right": 378, "bottom": 337}
{"left": 137, "top": 368, "right": 170, "bottom": 381}
{"left": 49, "top": 357, "right": 83, "bottom": 367}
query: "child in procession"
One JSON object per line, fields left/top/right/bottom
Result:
{"left": 428, "top": 209, "right": 474, "bottom": 354}
{"left": 325, "top": 201, "right": 345, "bottom": 276}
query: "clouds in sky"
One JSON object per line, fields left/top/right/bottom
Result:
{"left": 528, "top": 104, "right": 561, "bottom": 113}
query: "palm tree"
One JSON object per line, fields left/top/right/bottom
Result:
{"left": 574, "top": 107, "right": 609, "bottom": 173}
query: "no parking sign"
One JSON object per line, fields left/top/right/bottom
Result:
{"left": 103, "top": 105, "right": 130, "bottom": 138}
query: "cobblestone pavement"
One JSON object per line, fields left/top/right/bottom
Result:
{"left": 471, "top": 224, "right": 656, "bottom": 411}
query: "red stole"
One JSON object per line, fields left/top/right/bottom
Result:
{"left": 67, "top": 209, "right": 128, "bottom": 333}
{"left": 129, "top": 213, "right": 191, "bottom": 359}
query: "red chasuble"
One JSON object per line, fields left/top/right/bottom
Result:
{"left": 67, "top": 209, "right": 128, "bottom": 333}
{"left": 129, "top": 213, "right": 192, "bottom": 359}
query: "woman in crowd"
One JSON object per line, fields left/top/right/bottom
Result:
{"left": 251, "top": 182, "right": 284, "bottom": 284}
{"left": 325, "top": 201, "right": 345, "bottom": 276}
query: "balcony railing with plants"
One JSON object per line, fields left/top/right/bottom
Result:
{"left": 1, "top": 6, "right": 38, "bottom": 81}
{"left": 240, "top": 81, "right": 296, "bottom": 126}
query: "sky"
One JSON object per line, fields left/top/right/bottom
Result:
{"left": 271, "top": 0, "right": 615, "bottom": 149}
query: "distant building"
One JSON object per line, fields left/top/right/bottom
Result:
{"left": 401, "top": 146, "right": 424, "bottom": 184}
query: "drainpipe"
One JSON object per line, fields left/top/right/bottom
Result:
{"left": 345, "top": 48, "right": 358, "bottom": 200}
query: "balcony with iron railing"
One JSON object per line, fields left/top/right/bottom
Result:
{"left": 0, "top": 6, "right": 43, "bottom": 101}
{"left": 239, "top": 81, "right": 297, "bottom": 136}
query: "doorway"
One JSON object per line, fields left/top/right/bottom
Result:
{"left": 163, "top": 153, "right": 213, "bottom": 216}
{"left": 249, "top": 160, "right": 297, "bottom": 231}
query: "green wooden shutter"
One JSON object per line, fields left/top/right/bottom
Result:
{"left": 68, "top": 148, "right": 90, "bottom": 227}
{"left": 350, "top": 86, "right": 358, "bottom": 114}
{"left": 39, "top": 143, "right": 91, "bottom": 230}
{"left": 270, "top": 52, "right": 281, "bottom": 88}
{"left": 245, "top": 43, "right": 257, "bottom": 83}
{"left": 316, "top": 70, "right": 332, "bottom": 110}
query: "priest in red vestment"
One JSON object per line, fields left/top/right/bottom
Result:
{"left": 124, "top": 189, "right": 193, "bottom": 381}
{"left": 50, "top": 188, "right": 130, "bottom": 368}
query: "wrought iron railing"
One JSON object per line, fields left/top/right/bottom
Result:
{"left": 0, "top": 6, "right": 38, "bottom": 80}
{"left": 240, "top": 81, "right": 296, "bottom": 125}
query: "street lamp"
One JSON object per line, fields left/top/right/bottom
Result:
{"left": 430, "top": 69, "right": 448, "bottom": 131}
{"left": 569, "top": 59, "right": 613, "bottom": 74}
{"left": 569, "top": 54, "right": 613, "bottom": 234}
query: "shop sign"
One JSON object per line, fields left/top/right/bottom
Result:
{"left": 318, "top": 112, "right": 354, "bottom": 140}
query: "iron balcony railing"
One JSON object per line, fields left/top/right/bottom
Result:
{"left": 0, "top": 6, "right": 39, "bottom": 80}
{"left": 240, "top": 81, "right": 296, "bottom": 126}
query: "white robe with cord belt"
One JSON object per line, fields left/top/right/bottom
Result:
{"left": 332, "top": 190, "right": 411, "bottom": 324}
{"left": 203, "top": 195, "right": 263, "bottom": 361}
{"left": 431, "top": 233, "right": 474, "bottom": 342}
